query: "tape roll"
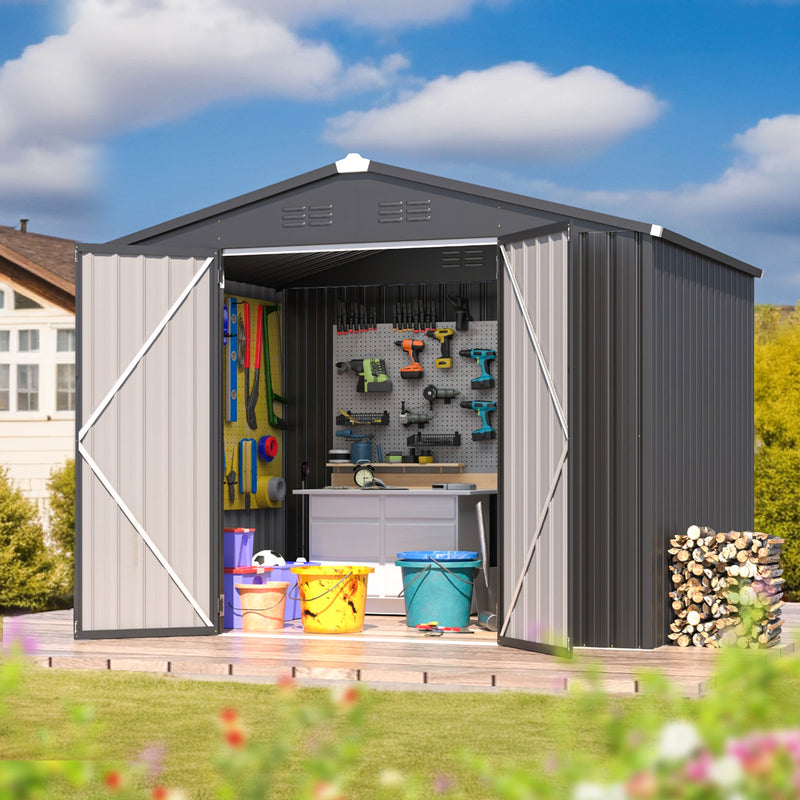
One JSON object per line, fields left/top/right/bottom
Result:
{"left": 258, "top": 435, "right": 278, "bottom": 462}
{"left": 256, "top": 476, "right": 286, "bottom": 508}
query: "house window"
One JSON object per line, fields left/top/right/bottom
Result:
{"left": 56, "top": 329, "right": 76, "bottom": 352}
{"left": 56, "top": 364, "right": 75, "bottom": 411}
{"left": 0, "top": 331, "right": 9, "bottom": 351}
{"left": 18, "top": 329, "right": 39, "bottom": 352}
{"left": 14, "top": 291, "right": 42, "bottom": 309}
{"left": 17, "top": 364, "right": 38, "bottom": 410}
{"left": 0, "top": 365, "right": 8, "bottom": 411}
{"left": 0, "top": 290, "right": 4, "bottom": 309}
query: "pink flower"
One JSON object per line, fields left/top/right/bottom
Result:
{"left": 684, "top": 751, "right": 712, "bottom": 782}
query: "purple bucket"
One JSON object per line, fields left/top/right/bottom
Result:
{"left": 269, "top": 562, "right": 321, "bottom": 620}
{"left": 223, "top": 527, "right": 254, "bottom": 569}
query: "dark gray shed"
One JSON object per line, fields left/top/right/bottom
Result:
{"left": 75, "top": 154, "right": 761, "bottom": 652}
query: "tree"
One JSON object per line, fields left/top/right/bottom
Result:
{"left": 754, "top": 302, "right": 800, "bottom": 599}
{"left": 0, "top": 466, "right": 66, "bottom": 610}
{"left": 48, "top": 459, "right": 75, "bottom": 557}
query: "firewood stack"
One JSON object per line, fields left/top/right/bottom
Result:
{"left": 668, "top": 525, "right": 784, "bottom": 648}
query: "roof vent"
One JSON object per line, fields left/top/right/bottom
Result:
{"left": 378, "top": 199, "right": 431, "bottom": 224}
{"left": 336, "top": 153, "right": 370, "bottom": 173}
{"left": 281, "top": 203, "right": 334, "bottom": 228}
{"left": 441, "top": 249, "right": 485, "bottom": 269}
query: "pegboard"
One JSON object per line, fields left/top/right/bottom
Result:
{"left": 332, "top": 321, "right": 498, "bottom": 471}
{"left": 222, "top": 295, "right": 285, "bottom": 510}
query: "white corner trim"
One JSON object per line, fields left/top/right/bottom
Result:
{"left": 335, "top": 153, "right": 370, "bottom": 173}
{"left": 650, "top": 224, "right": 664, "bottom": 238}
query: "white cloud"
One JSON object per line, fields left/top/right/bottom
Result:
{"left": 544, "top": 115, "right": 800, "bottom": 300}
{"left": 0, "top": 0, "right": 408, "bottom": 208}
{"left": 324, "top": 62, "right": 666, "bottom": 160}
{"left": 260, "top": 0, "right": 510, "bottom": 30}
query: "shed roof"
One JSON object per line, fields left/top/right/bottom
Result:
{"left": 108, "top": 156, "right": 762, "bottom": 279}
{"left": 0, "top": 225, "right": 76, "bottom": 311}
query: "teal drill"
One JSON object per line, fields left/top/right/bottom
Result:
{"left": 459, "top": 348, "right": 496, "bottom": 389}
{"left": 460, "top": 400, "right": 497, "bottom": 440}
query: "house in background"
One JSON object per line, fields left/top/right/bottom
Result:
{"left": 0, "top": 221, "right": 76, "bottom": 525}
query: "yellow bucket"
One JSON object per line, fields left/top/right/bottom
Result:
{"left": 236, "top": 582, "right": 290, "bottom": 631}
{"left": 290, "top": 565, "right": 374, "bottom": 634}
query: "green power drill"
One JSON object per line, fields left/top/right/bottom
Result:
{"left": 336, "top": 358, "right": 393, "bottom": 393}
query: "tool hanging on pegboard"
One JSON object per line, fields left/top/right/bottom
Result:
{"left": 262, "top": 304, "right": 288, "bottom": 428}
{"left": 227, "top": 298, "right": 238, "bottom": 422}
{"left": 245, "top": 304, "right": 263, "bottom": 430}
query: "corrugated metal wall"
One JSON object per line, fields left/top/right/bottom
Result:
{"left": 499, "top": 227, "right": 569, "bottom": 653}
{"left": 641, "top": 238, "right": 755, "bottom": 646}
{"left": 77, "top": 253, "right": 215, "bottom": 634}
{"left": 571, "top": 231, "right": 643, "bottom": 648}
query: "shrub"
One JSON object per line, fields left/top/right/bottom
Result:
{"left": 0, "top": 465, "right": 67, "bottom": 611}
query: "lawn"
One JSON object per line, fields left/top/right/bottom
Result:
{"left": 4, "top": 644, "right": 800, "bottom": 800}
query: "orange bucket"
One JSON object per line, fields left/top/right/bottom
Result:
{"left": 236, "top": 582, "right": 290, "bottom": 631}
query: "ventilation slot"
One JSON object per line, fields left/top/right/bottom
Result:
{"left": 282, "top": 203, "right": 334, "bottom": 228}
{"left": 441, "top": 249, "right": 485, "bottom": 269}
{"left": 378, "top": 199, "right": 431, "bottom": 224}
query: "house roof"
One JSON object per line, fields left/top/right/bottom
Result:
{"left": 106, "top": 156, "right": 762, "bottom": 279}
{"left": 0, "top": 225, "right": 76, "bottom": 312}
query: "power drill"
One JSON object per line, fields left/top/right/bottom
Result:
{"left": 459, "top": 348, "right": 496, "bottom": 389}
{"left": 336, "top": 358, "right": 393, "bottom": 392}
{"left": 426, "top": 327, "right": 454, "bottom": 368}
{"left": 460, "top": 400, "right": 498, "bottom": 440}
{"left": 395, "top": 339, "right": 424, "bottom": 379}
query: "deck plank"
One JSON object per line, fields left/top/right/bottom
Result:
{"left": 3, "top": 607, "right": 798, "bottom": 695}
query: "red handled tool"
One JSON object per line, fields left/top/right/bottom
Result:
{"left": 245, "top": 304, "right": 263, "bottom": 430}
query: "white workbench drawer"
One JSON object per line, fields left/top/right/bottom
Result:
{"left": 309, "top": 521, "right": 380, "bottom": 561}
{"left": 311, "top": 495, "right": 380, "bottom": 520}
{"left": 383, "top": 523, "right": 456, "bottom": 559}
{"left": 384, "top": 495, "right": 456, "bottom": 520}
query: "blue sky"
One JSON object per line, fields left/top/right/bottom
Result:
{"left": 1, "top": 0, "right": 799, "bottom": 303}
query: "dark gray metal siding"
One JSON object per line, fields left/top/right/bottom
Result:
{"left": 571, "top": 231, "right": 644, "bottom": 648}
{"left": 641, "top": 239, "right": 755, "bottom": 646}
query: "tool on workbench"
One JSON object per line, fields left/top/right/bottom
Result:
{"left": 226, "top": 298, "right": 238, "bottom": 422}
{"left": 460, "top": 400, "right": 497, "bottom": 440}
{"left": 225, "top": 446, "right": 237, "bottom": 505}
{"left": 422, "top": 385, "right": 460, "bottom": 410}
{"left": 245, "top": 304, "right": 263, "bottom": 430}
{"left": 400, "top": 401, "right": 433, "bottom": 429}
{"left": 262, "top": 304, "right": 288, "bottom": 428}
{"left": 459, "top": 348, "right": 496, "bottom": 389}
{"left": 447, "top": 296, "right": 473, "bottom": 331}
{"left": 335, "top": 429, "right": 384, "bottom": 463}
{"left": 416, "top": 622, "right": 475, "bottom": 636}
{"left": 396, "top": 338, "right": 425, "bottom": 379}
{"left": 336, "top": 409, "right": 390, "bottom": 426}
{"left": 336, "top": 358, "right": 392, "bottom": 392}
{"left": 425, "top": 327, "right": 454, "bottom": 368}
{"left": 239, "top": 438, "right": 257, "bottom": 510}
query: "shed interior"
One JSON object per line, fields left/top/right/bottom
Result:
{"left": 220, "top": 241, "right": 501, "bottom": 612}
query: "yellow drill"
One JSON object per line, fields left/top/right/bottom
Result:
{"left": 426, "top": 327, "right": 455, "bottom": 369}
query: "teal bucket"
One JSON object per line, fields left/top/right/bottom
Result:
{"left": 395, "top": 553, "right": 481, "bottom": 628}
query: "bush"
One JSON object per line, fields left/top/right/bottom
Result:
{"left": 754, "top": 446, "right": 800, "bottom": 600}
{"left": 0, "top": 465, "right": 68, "bottom": 611}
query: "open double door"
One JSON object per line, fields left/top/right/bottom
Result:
{"left": 75, "top": 227, "right": 570, "bottom": 654}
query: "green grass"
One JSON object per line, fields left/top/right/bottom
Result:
{"left": 0, "top": 662, "right": 672, "bottom": 799}
{"left": 4, "top": 647, "right": 800, "bottom": 799}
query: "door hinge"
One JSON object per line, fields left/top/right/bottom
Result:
{"left": 74, "top": 619, "right": 78, "bottom": 637}
{"left": 218, "top": 267, "right": 225, "bottom": 290}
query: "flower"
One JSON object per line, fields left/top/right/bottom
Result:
{"left": 103, "top": 770, "right": 124, "bottom": 790}
{"left": 706, "top": 754, "right": 743, "bottom": 789}
{"left": 573, "top": 782, "right": 626, "bottom": 800}
{"left": 624, "top": 771, "right": 657, "bottom": 799}
{"left": 219, "top": 707, "right": 238, "bottom": 725}
{"left": 136, "top": 742, "right": 166, "bottom": 780}
{"left": 332, "top": 685, "right": 359, "bottom": 708}
{"left": 655, "top": 720, "right": 703, "bottom": 764}
{"left": 3, "top": 617, "right": 38, "bottom": 656}
{"left": 379, "top": 769, "right": 404, "bottom": 788}
{"left": 433, "top": 773, "right": 455, "bottom": 794}
{"left": 225, "top": 728, "right": 246, "bottom": 748}
{"left": 311, "top": 780, "right": 345, "bottom": 800}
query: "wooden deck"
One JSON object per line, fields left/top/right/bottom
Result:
{"left": 4, "top": 606, "right": 799, "bottom": 695}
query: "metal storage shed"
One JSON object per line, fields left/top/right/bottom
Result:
{"left": 75, "top": 154, "right": 761, "bottom": 653}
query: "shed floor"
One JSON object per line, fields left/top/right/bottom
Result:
{"left": 3, "top": 606, "right": 798, "bottom": 695}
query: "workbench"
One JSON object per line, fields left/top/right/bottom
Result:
{"left": 293, "top": 488, "right": 496, "bottom": 614}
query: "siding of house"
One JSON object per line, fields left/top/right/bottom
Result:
{"left": 0, "top": 277, "right": 75, "bottom": 525}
